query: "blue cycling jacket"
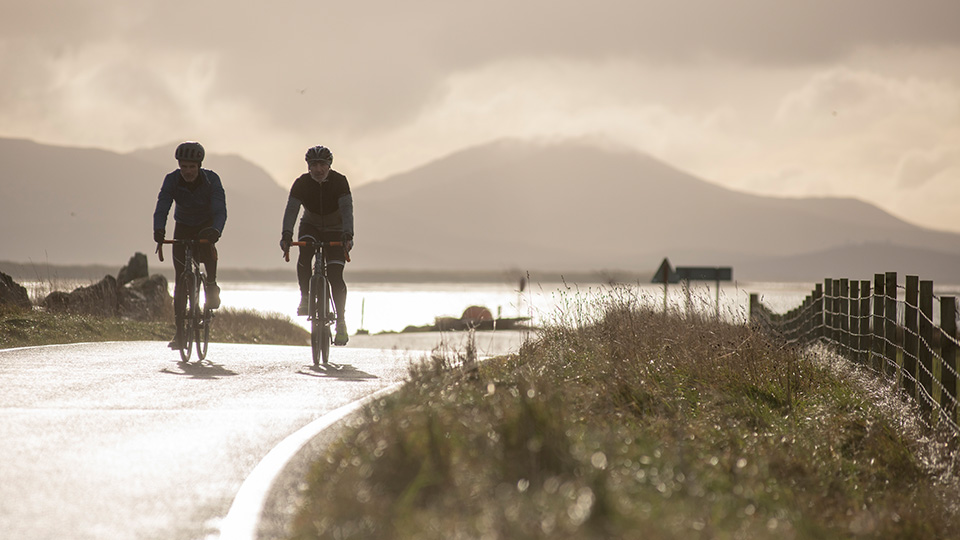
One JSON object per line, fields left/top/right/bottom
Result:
{"left": 153, "top": 169, "right": 227, "bottom": 233}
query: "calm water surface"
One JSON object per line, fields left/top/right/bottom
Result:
{"left": 27, "top": 278, "right": 906, "bottom": 335}
{"left": 215, "top": 280, "right": 819, "bottom": 335}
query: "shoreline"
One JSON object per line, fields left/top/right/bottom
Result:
{"left": 0, "top": 260, "right": 651, "bottom": 285}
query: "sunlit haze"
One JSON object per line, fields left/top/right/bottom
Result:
{"left": 2, "top": 1, "right": 958, "bottom": 231}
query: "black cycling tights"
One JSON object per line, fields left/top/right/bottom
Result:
{"left": 297, "top": 252, "right": 347, "bottom": 321}
{"left": 172, "top": 222, "right": 217, "bottom": 318}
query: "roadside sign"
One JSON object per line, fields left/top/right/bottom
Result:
{"left": 676, "top": 267, "right": 732, "bottom": 282}
{"left": 650, "top": 258, "right": 677, "bottom": 284}
{"left": 650, "top": 258, "right": 733, "bottom": 317}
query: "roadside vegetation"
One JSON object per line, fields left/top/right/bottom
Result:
{"left": 0, "top": 304, "right": 308, "bottom": 349}
{"left": 290, "top": 286, "right": 960, "bottom": 539}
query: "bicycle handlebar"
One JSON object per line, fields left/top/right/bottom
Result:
{"left": 289, "top": 241, "right": 345, "bottom": 247}
{"left": 155, "top": 238, "right": 211, "bottom": 262}
{"left": 283, "top": 240, "right": 351, "bottom": 263}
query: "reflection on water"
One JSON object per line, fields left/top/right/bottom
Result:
{"left": 20, "top": 277, "right": 960, "bottom": 335}
{"left": 18, "top": 278, "right": 824, "bottom": 334}
{"left": 211, "top": 280, "right": 821, "bottom": 335}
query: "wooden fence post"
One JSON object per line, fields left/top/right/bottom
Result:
{"left": 824, "top": 278, "right": 834, "bottom": 345}
{"left": 919, "top": 280, "right": 933, "bottom": 415}
{"left": 850, "top": 280, "right": 861, "bottom": 364}
{"left": 860, "top": 280, "right": 871, "bottom": 365}
{"left": 903, "top": 276, "right": 919, "bottom": 399}
{"left": 940, "top": 296, "right": 957, "bottom": 425}
{"left": 884, "top": 272, "right": 898, "bottom": 378}
{"left": 840, "top": 278, "right": 850, "bottom": 358}
{"left": 813, "top": 283, "right": 823, "bottom": 340}
{"left": 873, "top": 273, "right": 885, "bottom": 374}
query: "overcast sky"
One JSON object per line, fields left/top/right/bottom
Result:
{"left": 2, "top": 0, "right": 959, "bottom": 232}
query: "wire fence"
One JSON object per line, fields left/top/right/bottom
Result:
{"left": 749, "top": 272, "right": 960, "bottom": 436}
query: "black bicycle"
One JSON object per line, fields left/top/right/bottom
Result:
{"left": 157, "top": 239, "right": 215, "bottom": 362}
{"left": 287, "top": 239, "right": 348, "bottom": 366}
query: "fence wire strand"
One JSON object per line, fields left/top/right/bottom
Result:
{"left": 752, "top": 277, "right": 960, "bottom": 437}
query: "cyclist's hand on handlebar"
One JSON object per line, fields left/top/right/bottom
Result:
{"left": 342, "top": 232, "right": 354, "bottom": 252}
{"left": 199, "top": 227, "right": 220, "bottom": 244}
{"left": 280, "top": 230, "right": 293, "bottom": 256}
{"left": 154, "top": 229, "right": 165, "bottom": 244}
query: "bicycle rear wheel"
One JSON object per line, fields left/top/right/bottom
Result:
{"left": 179, "top": 272, "right": 196, "bottom": 362}
{"left": 196, "top": 274, "right": 210, "bottom": 360}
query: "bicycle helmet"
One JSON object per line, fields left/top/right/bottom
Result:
{"left": 305, "top": 145, "right": 333, "bottom": 164}
{"left": 175, "top": 141, "right": 205, "bottom": 163}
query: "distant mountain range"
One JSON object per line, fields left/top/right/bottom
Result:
{"left": 2, "top": 136, "right": 959, "bottom": 283}
{"left": 0, "top": 137, "right": 288, "bottom": 274}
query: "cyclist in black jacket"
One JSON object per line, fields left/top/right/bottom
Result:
{"left": 280, "top": 145, "right": 354, "bottom": 346}
{"left": 153, "top": 141, "right": 227, "bottom": 349}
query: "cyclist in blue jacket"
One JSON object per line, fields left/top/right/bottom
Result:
{"left": 153, "top": 141, "right": 227, "bottom": 349}
{"left": 280, "top": 145, "right": 354, "bottom": 346}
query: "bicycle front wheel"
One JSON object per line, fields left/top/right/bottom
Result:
{"left": 309, "top": 275, "right": 330, "bottom": 367}
{"left": 319, "top": 278, "right": 331, "bottom": 365}
{"left": 196, "top": 274, "right": 210, "bottom": 360}
{"left": 179, "top": 272, "right": 196, "bottom": 362}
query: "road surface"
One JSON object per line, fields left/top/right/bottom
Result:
{"left": 0, "top": 332, "right": 524, "bottom": 540}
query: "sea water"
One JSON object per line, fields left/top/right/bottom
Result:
{"left": 214, "top": 280, "right": 819, "bottom": 335}
{"left": 18, "top": 278, "right": 863, "bottom": 335}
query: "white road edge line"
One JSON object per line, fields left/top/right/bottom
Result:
{"left": 218, "top": 382, "right": 404, "bottom": 540}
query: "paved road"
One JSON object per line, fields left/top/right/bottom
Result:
{"left": 0, "top": 332, "right": 525, "bottom": 540}
{"left": 0, "top": 340, "right": 420, "bottom": 540}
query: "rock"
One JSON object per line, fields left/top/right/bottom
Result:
{"left": 117, "top": 252, "right": 149, "bottom": 286}
{"left": 42, "top": 275, "right": 119, "bottom": 317}
{"left": 41, "top": 291, "right": 71, "bottom": 311}
{"left": 119, "top": 275, "right": 172, "bottom": 321}
{"left": 0, "top": 271, "right": 32, "bottom": 309}
{"left": 434, "top": 316, "right": 463, "bottom": 331}
{"left": 37, "top": 253, "right": 171, "bottom": 320}
{"left": 460, "top": 305, "right": 493, "bottom": 328}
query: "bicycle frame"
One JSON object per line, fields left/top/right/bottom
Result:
{"left": 157, "top": 239, "right": 214, "bottom": 362}
{"left": 288, "top": 238, "right": 348, "bottom": 366}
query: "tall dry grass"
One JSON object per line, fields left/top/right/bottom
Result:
{"left": 290, "top": 285, "right": 960, "bottom": 540}
{"left": 0, "top": 304, "right": 308, "bottom": 349}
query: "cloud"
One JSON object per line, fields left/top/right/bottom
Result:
{"left": 896, "top": 147, "right": 960, "bottom": 188}
{"left": 2, "top": 0, "right": 960, "bottom": 232}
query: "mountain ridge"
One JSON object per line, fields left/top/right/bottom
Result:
{"left": 2, "top": 136, "right": 959, "bottom": 282}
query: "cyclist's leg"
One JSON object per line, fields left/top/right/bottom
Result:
{"left": 296, "top": 225, "right": 321, "bottom": 315}
{"left": 199, "top": 246, "right": 220, "bottom": 309}
{"left": 327, "top": 260, "right": 347, "bottom": 322}
{"left": 190, "top": 220, "right": 220, "bottom": 309}
{"left": 169, "top": 225, "right": 190, "bottom": 347}
{"left": 324, "top": 243, "right": 349, "bottom": 345}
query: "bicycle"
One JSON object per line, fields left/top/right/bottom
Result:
{"left": 285, "top": 238, "right": 349, "bottom": 367}
{"left": 157, "top": 239, "right": 216, "bottom": 362}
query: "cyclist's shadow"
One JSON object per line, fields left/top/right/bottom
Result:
{"left": 298, "top": 363, "right": 377, "bottom": 380}
{"left": 161, "top": 360, "right": 239, "bottom": 380}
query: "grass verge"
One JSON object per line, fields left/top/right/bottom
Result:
{"left": 0, "top": 305, "right": 309, "bottom": 349}
{"left": 290, "top": 287, "right": 960, "bottom": 539}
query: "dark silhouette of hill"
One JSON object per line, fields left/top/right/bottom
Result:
{"left": 353, "top": 138, "right": 960, "bottom": 280}
{"left": 0, "top": 137, "right": 288, "bottom": 270}
{"left": 3, "top": 136, "right": 960, "bottom": 282}
{"left": 737, "top": 243, "right": 960, "bottom": 283}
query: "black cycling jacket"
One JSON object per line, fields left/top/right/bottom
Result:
{"left": 281, "top": 170, "right": 354, "bottom": 236}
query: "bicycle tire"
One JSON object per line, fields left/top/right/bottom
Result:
{"left": 319, "top": 278, "right": 331, "bottom": 365}
{"left": 196, "top": 273, "right": 210, "bottom": 360}
{"left": 179, "top": 272, "right": 195, "bottom": 362}
{"left": 309, "top": 274, "right": 325, "bottom": 367}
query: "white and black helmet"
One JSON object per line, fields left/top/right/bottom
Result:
{"left": 175, "top": 141, "right": 205, "bottom": 163}
{"left": 305, "top": 145, "right": 333, "bottom": 164}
